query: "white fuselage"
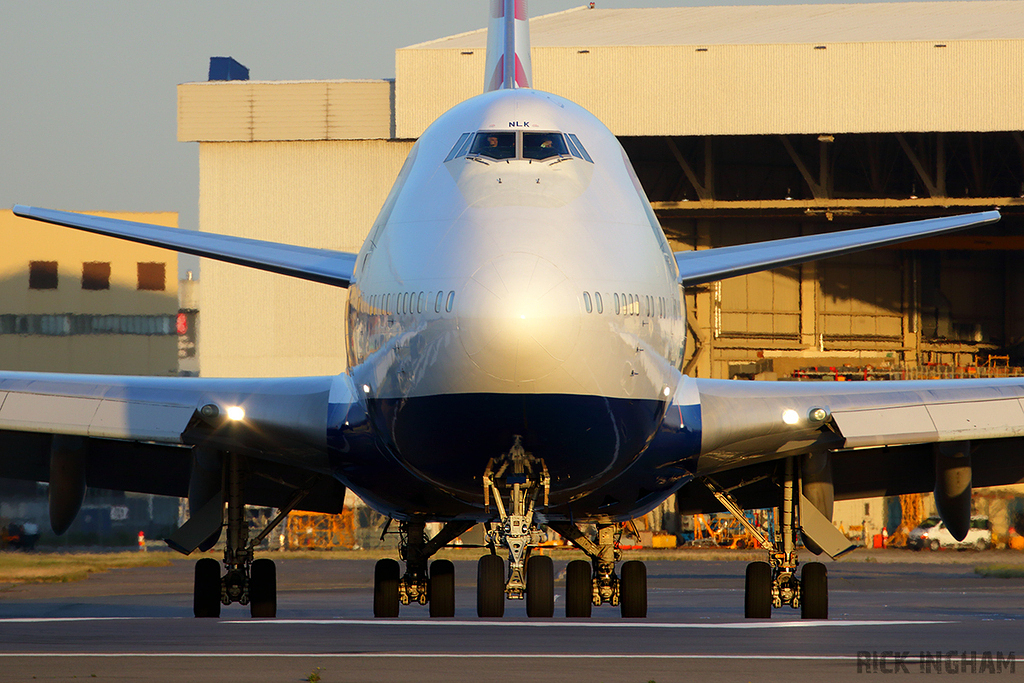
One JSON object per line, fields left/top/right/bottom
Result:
{"left": 341, "top": 88, "right": 689, "bottom": 517}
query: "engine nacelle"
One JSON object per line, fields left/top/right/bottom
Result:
{"left": 49, "top": 435, "right": 88, "bottom": 535}
{"left": 934, "top": 441, "right": 972, "bottom": 541}
{"left": 800, "top": 451, "right": 834, "bottom": 555}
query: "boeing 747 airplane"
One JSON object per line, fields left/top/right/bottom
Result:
{"left": 6, "top": 1, "right": 1020, "bottom": 621}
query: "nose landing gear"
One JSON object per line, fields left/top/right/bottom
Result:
{"left": 479, "top": 436, "right": 554, "bottom": 617}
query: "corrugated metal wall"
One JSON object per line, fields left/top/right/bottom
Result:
{"left": 197, "top": 140, "right": 413, "bottom": 377}
{"left": 179, "top": 80, "right": 394, "bottom": 143}
{"left": 397, "top": 41, "right": 1024, "bottom": 138}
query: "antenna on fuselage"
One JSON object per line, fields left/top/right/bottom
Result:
{"left": 484, "top": 0, "right": 533, "bottom": 91}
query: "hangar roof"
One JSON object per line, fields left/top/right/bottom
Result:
{"left": 179, "top": 2, "right": 1024, "bottom": 142}
{"left": 396, "top": 1, "right": 1024, "bottom": 138}
{"left": 410, "top": 2, "right": 1024, "bottom": 47}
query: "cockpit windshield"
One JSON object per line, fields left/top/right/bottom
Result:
{"left": 522, "top": 133, "right": 570, "bottom": 160}
{"left": 468, "top": 132, "right": 516, "bottom": 160}
{"left": 448, "top": 130, "right": 592, "bottom": 163}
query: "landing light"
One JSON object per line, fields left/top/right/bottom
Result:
{"left": 782, "top": 409, "right": 800, "bottom": 425}
{"left": 226, "top": 406, "right": 246, "bottom": 421}
{"left": 362, "top": 384, "right": 371, "bottom": 394}
{"left": 662, "top": 387, "right": 671, "bottom": 397}
{"left": 808, "top": 407, "right": 830, "bottom": 422}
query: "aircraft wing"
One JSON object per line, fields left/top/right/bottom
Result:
{"left": 688, "top": 375, "right": 1024, "bottom": 475}
{"left": 674, "top": 211, "right": 1000, "bottom": 287}
{"left": 12, "top": 205, "right": 357, "bottom": 288}
{"left": 0, "top": 371, "right": 359, "bottom": 513}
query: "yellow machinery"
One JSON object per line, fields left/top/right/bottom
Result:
{"left": 887, "top": 494, "right": 923, "bottom": 548}
{"left": 286, "top": 509, "right": 356, "bottom": 550}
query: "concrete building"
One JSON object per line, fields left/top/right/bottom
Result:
{"left": 0, "top": 209, "right": 179, "bottom": 376}
{"left": 180, "top": 1, "right": 1024, "bottom": 382}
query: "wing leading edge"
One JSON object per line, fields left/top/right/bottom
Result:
{"left": 689, "top": 376, "right": 1024, "bottom": 470}
{"left": 12, "top": 205, "right": 357, "bottom": 288}
{"left": 675, "top": 211, "right": 1000, "bottom": 287}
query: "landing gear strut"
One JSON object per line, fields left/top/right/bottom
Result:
{"left": 701, "top": 456, "right": 828, "bottom": 620}
{"left": 476, "top": 436, "right": 556, "bottom": 618}
{"left": 548, "top": 520, "right": 648, "bottom": 618}
{"left": 372, "top": 519, "right": 474, "bottom": 618}
{"left": 192, "top": 453, "right": 312, "bottom": 619}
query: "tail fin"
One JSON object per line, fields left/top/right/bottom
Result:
{"left": 484, "top": 0, "right": 532, "bottom": 92}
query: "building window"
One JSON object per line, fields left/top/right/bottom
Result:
{"left": 29, "top": 261, "right": 58, "bottom": 290}
{"left": 82, "top": 262, "right": 111, "bottom": 290}
{"left": 137, "top": 262, "right": 165, "bottom": 291}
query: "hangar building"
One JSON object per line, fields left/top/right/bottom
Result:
{"left": 178, "top": 0, "right": 1024, "bottom": 382}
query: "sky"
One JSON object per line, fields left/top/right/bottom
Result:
{"left": 1, "top": 0, "right": 943, "bottom": 278}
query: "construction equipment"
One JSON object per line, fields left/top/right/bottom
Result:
{"left": 887, "top": 494, "right": 924, "bottom": 548}
{"left": 286, "top": 509, "right": 356, "bottom": 550}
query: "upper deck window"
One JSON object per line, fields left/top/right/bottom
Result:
{"left": 523, "top": 133, "right": 570, "bottom": 160}
{"left": 468, "top": 132, "right": 516, "bottom": 160}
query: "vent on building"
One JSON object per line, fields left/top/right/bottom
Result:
{"left": 82, "top": 262, "right": 111, "bottom": 290}
{"left": 137, "top": 262, "right": 166, "bottom": 291}
{"left": 208, "top": 57, "right": 249, "bottom": 81}
{"left": 28, "top": 261, "right": 58, "bottom": 290}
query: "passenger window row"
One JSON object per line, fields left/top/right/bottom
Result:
{"left": 445, "top": 131, "right": 593, "bottom": 163}
{"left": 583, "top": 291, "right": 680, "bottom": 319}
{"left": 363, "top": 291, "right": 456, "bottom": 316}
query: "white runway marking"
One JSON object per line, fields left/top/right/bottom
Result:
{"left": 0, "top": 616, "right": 948, "bottom": 628}
{"left": 0, "top": 653, "right": 923, "bottom": 661}
{"left": 225, "top": 618, "right": 948, "bottom": 629}
{"left": 0, "top": 617, "right": 163, "bottom": 623}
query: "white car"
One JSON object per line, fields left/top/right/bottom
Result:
{"left": 908, "top": 516, "right": 991, "bottom": 551}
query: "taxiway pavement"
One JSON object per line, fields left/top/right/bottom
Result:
{"left": 0, "top": 552, "right": 1021, "bottom": 682}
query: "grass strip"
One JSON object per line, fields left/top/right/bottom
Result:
{"left": 974, "top": 564, "right": 1024, "bottom": 578}
{"left": 0, "top": 551, "right": 173, "bottom": 585}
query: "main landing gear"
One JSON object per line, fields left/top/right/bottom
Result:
{"left": 372, "top": 519, "right": 475, "bottom": 618}
{"left": 701, "top": 457, "right": 829, "bottom": 620}
{"left": 192, "top": 453, "right": 312, "bottom": 619}
{"left": 371, "top": 437, "right": 649, "bottom": 620}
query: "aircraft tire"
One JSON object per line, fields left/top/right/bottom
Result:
{"left": 526, "top": 555, "right": 554, "bottom": 618}
{"left": 193, "top": 558, "right": 221, "bottom": 619}
{"left": 565, "top": 559, "right": 593, "bottom": 618}
{"left": 800, "top": 562, "right": 828, "bottom": 620}
{"left": 429, "top": 559, "right": 456, "bottom": 618}
{"left": 373, "top": 558, "right": 401, "bottom": 618}
{"left": 477, "top": 554, "right": 505, "bottom": 618}
{"left": 249, "top": 558, "right": 277, "bottom": 618}
{"left": 744, "top": 561, "right": 772, "bottom": 619}
{"left": 619, "top": 560, "right": 647, "bottom": 618}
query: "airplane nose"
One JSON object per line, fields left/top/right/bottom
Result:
{"left": 458, "top": 253, "right": 581, "bottom": 383}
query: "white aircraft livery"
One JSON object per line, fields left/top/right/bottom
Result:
{"left": 7, "top": 0, "right": 1020, "bottom": 621}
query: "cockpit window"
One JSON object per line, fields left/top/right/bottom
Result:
{"left": 523, "top": 133, "right": 570, "bottom": 160}
{"left": 566, "top": 134, "right": 593, "bottom": 163}
{"left": 469, "top": 132, "right": 516, "bottom": 160}
{"left": 445, "top": 132, "right": 472, "bottom": 162}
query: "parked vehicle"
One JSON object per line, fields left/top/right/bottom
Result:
{"left": 908, "top": 516, "right": 991, "bottom": 551}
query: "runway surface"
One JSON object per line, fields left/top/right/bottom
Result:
{"left": 0, "top": 552, "right": 1021, "bottom": 682}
